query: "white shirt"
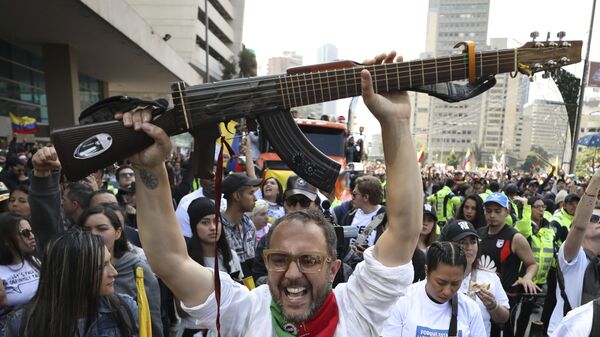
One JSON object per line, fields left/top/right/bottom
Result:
{"left": 548, "top": 245, "right": 590, "bottom": 334}
{"left": 181, "top": 247, "right": 414, "bottom": 336}
{"left": 350, "top": 206, "right": 382, "bottom": 246}
{"left": 0, "top": 260, "right": 40, "bottom": 335}
{"left": 175, "top": 188, "right": 227, "bottom": 238}
{"left": 381, "top": 280, "right": 486, "bottom": 337}
{"left": 550, "top": 300, "right": 594, "bottom": 337}
{"left": 459, "top": 269, "right": 510, "bottom": 337}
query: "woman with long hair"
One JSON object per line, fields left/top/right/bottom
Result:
{"left": 456, "top": 194, "right": 486, "bottom": 229}
{"left": 0, "top": 214, "right": 39, "bottom": 336}
{"left": 439, "top": 219, "right": 510, "bottom": 337}
{"left": 382, "top": 241, "right": 486, "bottom": 336}
{"left": 176, "top": 197, "right": 242, "bottom": 337}
{"left": 6, "top": 230, "right": 137, "bottom": 337}
{"left": 418, "top": 204, "right": 438, "bottom": 253}
{"left": 7, "top": 185, "right": 31, "bottom": 220}
{"left": 260, "top": 177, "right": 285, "bottom": 223}
{"left": 77, "top": 206, "right": 163, "bottom": 337}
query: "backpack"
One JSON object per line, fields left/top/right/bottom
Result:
{"left": 556, "top": 249, "right": 600, "bottom": 316}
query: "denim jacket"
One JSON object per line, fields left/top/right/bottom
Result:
{"left": 6, "top": 294, "right": 139, "bottom": 337}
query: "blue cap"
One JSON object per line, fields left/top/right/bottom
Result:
{"left": 485, "top": 192, "right": 509, "bottom": 208}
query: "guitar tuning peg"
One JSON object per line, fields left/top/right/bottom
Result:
{"left": 557, "top": 31, "right": 566, "bottom": 41}
{"left": 530, "top": 31, "right": 540, "bottom": 41}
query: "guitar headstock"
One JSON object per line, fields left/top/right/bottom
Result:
{"left": 516, "top": 36, "right": 582, "bottom": 76}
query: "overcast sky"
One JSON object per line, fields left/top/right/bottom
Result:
{"left": 242, "top": 0, "right": 600, "bottom": 137}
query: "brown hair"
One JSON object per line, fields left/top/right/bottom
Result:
{"left": 355, "top": 175, "right": 384, "bottom": 205}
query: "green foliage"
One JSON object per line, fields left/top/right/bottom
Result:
{"left": 238, "top": 46, "right": 257, "bottom": 78}
{"left": 446, "top": 152, "right": 459, "bottom": 167}
{"left": 521, "top": 145, "right": 550, "bottom": 172}
{"left": 551, "top": 69, "right": 581, "bottom": 138}
{"left": 575, "top": 147, "right": 600, "bottom": 177}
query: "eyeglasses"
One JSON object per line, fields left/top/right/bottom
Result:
{"left": 263, "top": 249, "right": 331, "bottom": 273}
{"left": 285, "top": 196, "right": 312, "bottom": 208}
{"left": 591, "top": 214, "right": 600, "bottom": 223}
{"left": 19, "top": 229, "right": 33, "bottom": 239}
{"left": 533, "top": 205, "right": 547, "bottom": 209}
{"left": 119, "top": 172, "right": 134, "bottom": 178}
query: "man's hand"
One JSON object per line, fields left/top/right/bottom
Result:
{"left": 116, "top": 109, "right": 172, "bottom": 170}
{"left": 360, "top": 52, "right": 411, "bottom": 123}
{"left": 32, "top": 145, "right": 61, "bottom": 177}
{"left": 512, "top": 278, "right": 541, "bottom": 294}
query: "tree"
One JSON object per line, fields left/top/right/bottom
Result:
{"left": 238, "top": 46, "right": 257, "bottom": 78}
{"left": 575, "top": 147, "right": 600, "bottom": 177}
{"left": 446, "top": 152, "right": 459, "bottom": 167}
{"left": 551, "top": 69, "right": 581, "bottom": 138}
{"left": 521, "top": 145, "right": 550, "bottom": 172}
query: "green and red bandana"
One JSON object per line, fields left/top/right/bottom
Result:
{"left": 270, "top": 291, "right": 339, "bottom": 337}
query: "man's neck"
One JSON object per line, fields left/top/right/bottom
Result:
{"left": 487, "top": 223, "right": 505, "bottom": 235}
{"left": 224, "top": 208, "right": 243, "bottom": 227}
{"left": 360, "top": 203, "right": 379, "bottom": 214}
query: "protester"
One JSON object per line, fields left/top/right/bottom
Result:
{"left": 0, "top": 214, "right": 39, "bottom": 337}
{"left": 261, "top": 177, "right": 285, "bottom": 223}
{"left": 251, "top": 199, "right": 271, "bottom": 242}
{"left": 7, "top": 185, "right": 31, "bottom": 220}
{"left": 418, "top": 204, "right": 438, "bottom": 253}
{"left": 381, "top": 241, "right": 486, "bottom": 337}
{"left": 5, "top": 230, "right": 138, "bottom": 337}
{"left": 440, "top": 219, "right": 510, "bottom": 337}
{"left": 455, "top": 194, "right": 486, "bottom": 229}
{"left": 125, "top": 51, "right": 422, "bottom": 336}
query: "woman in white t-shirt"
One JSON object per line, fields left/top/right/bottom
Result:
{"left": 0, "top": 214, "right": 40, "bottom": 337}
{"left": 177, "top": 197, "right": 243, "bottom": 337}
{"left": 439, "top": 219, "right": 510, "bottom": 337}
{"left": 260, "top": 177, "right": 285, "bottom": 223}
{"left": 382, "top": 241, "right": 486, "bottom": 337}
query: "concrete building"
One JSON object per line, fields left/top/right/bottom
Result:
{"left": 267, "top": 51, "right": 302, "bottom": 75}
{"left": 424, "top": 0, "right": 491, "bottom": 163}
{"left": 523, "top": 99, "right": 570, "bottom": 160}
{"left": 317, "top": 43, "right": 339, "bottom": 118}
{"left": 0, "top": 0, "right": 245, "bottom": 139}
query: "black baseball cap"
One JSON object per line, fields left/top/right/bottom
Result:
{"left": 439, "top": 219, "right": 480, "bottom": 242}
{"left": 284, "top": 175, "right": 317, "bottom": 201}
{"left": 423, "top": 203, "right": 437, "bottom": 221}
{"left": 222, "top": 173, "right": 262, "bottom": 195}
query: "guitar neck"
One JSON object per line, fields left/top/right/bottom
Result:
{"left": 276, "top": 49, "right": 516, "bottom": 108}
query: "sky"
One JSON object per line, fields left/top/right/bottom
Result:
{"left": 241, "top": 0, "right": 600, "bottom": 139}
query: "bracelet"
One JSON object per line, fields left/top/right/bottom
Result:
{"left": 584, "top": 190, "right": 597, "bottom": 198}
{"left": 486, "top": 301, "right": 498, "bottom": 311}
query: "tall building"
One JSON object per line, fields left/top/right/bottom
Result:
{"left": 266, "top": 51, "right": 302, "bottom": 75}
{"left": 0, "top": 0, "right": 245, "bottom": 139}
{"left": 524, "top": 99, "right": 570, "bottom": 160}
{"left": 424, "top": 0, "right": 490, "bottom": 164}
{"left": 317, "top": 44, "right": 339, "bottom": 117}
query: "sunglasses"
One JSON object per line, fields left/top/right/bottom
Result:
{"left": 285, "top": 196, "right": 312, "bottom": 208}
{"left": 119, "top": 172, "right": 134, "bottom": 178}
{"left": 591, "top": 214, "right": 600, "bottom": 223}
{"left": 19, "top": 229, "right": 33, "bottom": 239}
{"left": 263, "top": 249, "right": 331, "bottom": 273}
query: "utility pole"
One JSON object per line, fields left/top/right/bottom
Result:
{"left": 570, "top": 0, "right": 597, "bottom": 173}
{"left": 205, "top": 0, "right": 209, "bottom": 83}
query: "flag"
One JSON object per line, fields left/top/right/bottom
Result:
{"left": 417, "top": 145, "right": 425, "bottom": 163}
{"left": 461, "top": 149, "right": 471, "bottom": 171}
{"left": 135, "top": 267, "right": 152, "bottom": 337}
{"left": 9, "top": 113, "right": 38, "bottom": 134}
{"left": 549, "top": 156, "right": 559, "bottom": 175}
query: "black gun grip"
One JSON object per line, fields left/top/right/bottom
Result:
{"left": 258, "top": 110, "right": 340, "bottom": 192}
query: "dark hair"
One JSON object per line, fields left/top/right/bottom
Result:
{"left": 268, "top": 209, "right": 337, "bottom": 259}
{"left": 0, "top": 213, "right": 39, "bottom": 270}
{"left": 21, "top": 230, "right": 133, "bottom": 337}
{"left": 262, "top": 177, "right": 284, "bottom": 205}
{"left": 89, "top": 189, "right": 118, "bottom": 207}
{"left": 77, "top": 206, "right": 129, "bottom": 258}
{"left": 115, "top": 165, "right": 133, "bottom": 179}
{"left": 455, "top": 183, "right": 471, "bottom": 197}
{"left": 66, "top": 181, "right": 94, "bottom": 210}
{"left": 543, "top": 198, "right": 556, "bottom": 214}
{"left": 355, "top": 175, "right": 383, "bottom": 205}
{"left": 489, "top": 181, "right": 500, "bottom": 192}
{"left": 422, "top": 213, "right": 438, "bottom": 247}
{"left": 426, "top": 241, "right": 467, "bottom": 273}
{"left": 187, "top": 216, "right": 234, "bottom": 274}
{"left": 456, "top": 194, "right": 486, "bottom": 229}
{"left": 445, "top": 179, "right": 455, "bottom": 188}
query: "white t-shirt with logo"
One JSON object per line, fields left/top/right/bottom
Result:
{"left": 381, "top": 280, "right": 486, "bottom": 337}
{"left": 550, "top": 300, "right": 594, "bottom": 337}
{"left": 181, "top": 247, "right": 414, "bottom": 337}
{"left": 459, "top": 269, "right": 510, "bottom": 337}
{"left": 350, "top": 206, "right": 382, "bottom": 246}
{"left": 0, "top": 260, "right": 40, "bottom": 336}
{"left": 548, "top": 245, "right": 590, "bottom": 334}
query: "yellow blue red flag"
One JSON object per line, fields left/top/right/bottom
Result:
{"left": 9, "top": 113, "right": 38, "bottom": 134}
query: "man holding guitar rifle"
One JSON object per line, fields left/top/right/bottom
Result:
{"left": 122, "top": 52, "right": 423, "bottom": 336}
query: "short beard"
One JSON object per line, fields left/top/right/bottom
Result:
{"left": 270, "top": 283, "right": 330, "bottom": 323}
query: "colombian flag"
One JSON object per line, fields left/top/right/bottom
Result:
{"left": 9, "top": 113, "right": 38, "bottom": 134}
{"left": 417, "top": 145, "right": 425, "bottom": 164}
{"left": 461, "top": 149, "right": 471, "bottom": 171}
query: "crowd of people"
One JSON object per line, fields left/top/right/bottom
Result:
{"left": 0, "top": 52, "right": 599, "bottom": 337}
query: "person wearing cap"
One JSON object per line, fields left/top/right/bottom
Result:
{"left": 418, "top": 204, "right": 438, "bottom": 253}
{"left": 547, "top": 168, "right": 600, "bottom": 335}
{"left": 221, "top": 172, "right": 262, "bottom": 275}
{"left": 440, "top": 219, "right": 510, "bottom": 337}
{"left": 0, "top": 181, "right": 9, "bottom": 212}
{"left": 283, "top": 175, "right": 320, "bottom": 212}
{"left": 477, "top": 192, "right": 540, "bottom": 337}
{"left": 125, "top": 52, "right": 423, "bottom": 336}
{"left": 554, "top": 189, "right": 569, "bottom": 214}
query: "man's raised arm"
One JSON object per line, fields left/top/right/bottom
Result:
{"left": 123, "top": 111, "right": 214, "bottom": 308}
{"left": 364, "top": 52, "right": 423, "bottom": 267}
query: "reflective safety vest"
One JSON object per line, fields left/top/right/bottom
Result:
{"left": 381, "top": 180, "right": 387, "bottom": 204}
{"left": 531, "top": 228, "right": 556, "bottom": 284}
{"left": 552, "top": 208, "right": 574, "bottom": 231}
{"left": 479, "top": 189, "right": 492, "bottom": 203}
{"left": 426, "top": 186, "right": 460, "bottom": 224}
